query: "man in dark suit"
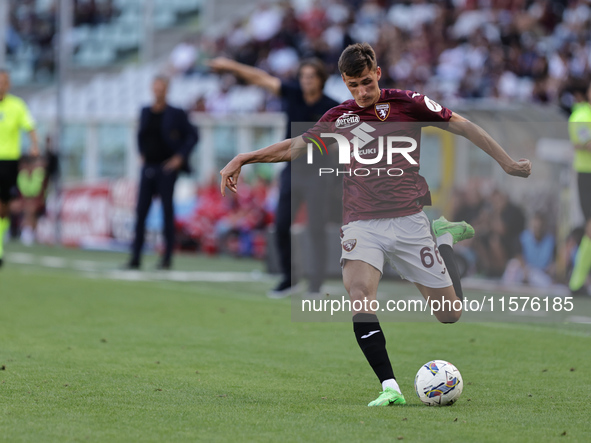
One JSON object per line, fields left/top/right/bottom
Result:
{"left": 209, "top": 57, "right": 339, "bottom": 297}
{"left": 127, "top": 76, "right": 198, "bottom": 270}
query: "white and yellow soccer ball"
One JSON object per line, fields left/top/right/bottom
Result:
{"left": 414, "top": 360, "right": 463, "bottom": 406}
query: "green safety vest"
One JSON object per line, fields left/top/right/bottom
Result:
{"left": 0, "top": 94, "right": 35, "bottom": 160}
{"left": 569, "top": 102, "right": 591, "bottom": 173}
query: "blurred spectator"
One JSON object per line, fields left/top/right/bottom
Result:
{"left": 204, "top": 74, "right": 237, "bottom": 115}
{"left": 502, "top": 212, "right": 556, "bottom": 287}
{"left": 168, "top": 39, "right": 198, "bottom": 76}
{"left": 74, "top": 0, "right": 117, "bottom": 26}
{"left": 452, "top": 183, "right": 485, "bottom": 226}
{"left": 473, "top": 190, "right": 526, "bottom": 277}
{"left": 178, "top": 175, "right": 273, "bottom": 257}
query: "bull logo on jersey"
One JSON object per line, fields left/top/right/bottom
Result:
{"left": 336, "top": 113, "right": 360, "bottom": 129}
{"left": 342, "top": 239, "right": 357, "bottom": 252}
{"left": 375, "top": 103, "right": 390, "bottom": 121}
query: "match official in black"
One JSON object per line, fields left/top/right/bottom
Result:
{"left": 127, "top": 76, "right": 198, "bottom": 270}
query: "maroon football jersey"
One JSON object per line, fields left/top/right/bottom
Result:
{"left": 303, "top": 89, "right": 452, "bottom": 225}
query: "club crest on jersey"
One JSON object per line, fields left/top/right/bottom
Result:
{"left": 336, "top": 113, "right": 360, "bottom": 129}
{"left": 342, "top": 239, "right": 357, "bottom": 252}
{"left": 375, "top": 103, "right": 390, "bottom": 121}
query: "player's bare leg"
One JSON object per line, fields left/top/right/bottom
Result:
{"left": 426, "top": 216, "right": 475, "bottom": 321}
{"left": 415, "top": 284, "right": 462, "bottom": 323}
{"left": 342, "top": 259, "right": 380, "bottom": 315}
{"left": 343, "top": 259, "right": 406, "bottom": 406}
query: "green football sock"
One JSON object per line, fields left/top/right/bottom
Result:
{"left": 569, "top": 235, "right": 591, "bottom": 291}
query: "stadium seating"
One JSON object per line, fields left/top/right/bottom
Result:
{"left": 7, "top": 0, "right": 203, "bottom": 82}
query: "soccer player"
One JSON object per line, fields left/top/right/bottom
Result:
{"left": 0, "top": 70, "right": 39, "bottom": 267}
{"left": 220, "top": 43, "right": 531, "bottom": 406}
{"left": 568, "top": 82, "right": 591, "bottom": 295}
{"left": 209, "top": 57, "right": 339, "bottom": 297}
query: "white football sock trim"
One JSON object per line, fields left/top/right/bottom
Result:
{"left": 436, "top": 232, "right": 453, "bottom": 247}
{"left": 382, "top": 379, "right": 401, "bottom": 394}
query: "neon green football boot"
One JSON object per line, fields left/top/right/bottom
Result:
{"left": 367, "top": 388, "right": 406, "bottom": 406}
{"left": 432, "top": 216, "right": 475, "bottom": 244}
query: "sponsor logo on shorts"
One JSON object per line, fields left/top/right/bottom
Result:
{"left": 342, "top": 239, "right": 357, "bottom": 252}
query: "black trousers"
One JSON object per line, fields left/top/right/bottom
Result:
{"left": 0, "top": 160, "right": 19, "bottom": 203}
{"left": 578, "top": 172, "right": 591, "bottom": 221}
{"left": 131, "top": 164, "right": 177, "bottom": 264}
{"left": 275, "top": 166, "right": 329, "bottom": 291}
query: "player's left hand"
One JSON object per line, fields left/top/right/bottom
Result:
{"left": 505, "top": 158, "right": 532, "bottom": 178}
{"left": 220, "top": 156, "right": 243, "bottom": 196}
{"left": 30, "top": 145, "right": 40, "bottom": 157}
{"left": 163, "top": 154, "right": 184, "bottom": 172}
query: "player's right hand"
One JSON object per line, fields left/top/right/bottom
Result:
{"left": 220, "top": 156, "right": 243, "bottom": 196}
{"left": 505, "top": 158, "right": 532, "bottom": 178}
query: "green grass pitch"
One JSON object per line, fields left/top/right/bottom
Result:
{"left": 0, "top": 245, "right": 590, "bottom": 442}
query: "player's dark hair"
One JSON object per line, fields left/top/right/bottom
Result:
{"left": 338, "top": 43, "right": 377, "bottom": 77}
{"left": 298, "top": 58, "right": 328, "bottom": 89}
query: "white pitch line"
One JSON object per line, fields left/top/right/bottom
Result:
{"left": 567, "top": 316, "right": 591, "bottom": 324}
{"left": 7, "top": 251, "right": 270, "bottom": 283}
{"left": 6, "top": 252, "right": 36, "bottom": 264}
{"left": 39, "top": 256, "right": 67, "bottom": 268}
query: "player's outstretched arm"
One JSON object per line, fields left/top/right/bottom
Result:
{"left": 220, "top": 136, "right": 307, "bottom": 196}
{"left": 208, "top": 57, "right": 281, "bottom": 96}
{"left": 447, "top": 112, "right": 532, "bottom": 178}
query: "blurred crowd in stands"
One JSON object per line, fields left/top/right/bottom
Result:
{"left": 9, "top": 0, "right": 591, "bottom": 108}
{"left": 449, "top": 180, "right": 582, "bottom": 288}
{"left": 167, "top": 0, "right": 591, "bottom": 113}
{"left": 7, "top": 0, "right": 117, "bottom": 80}
{"left": 176, "top": 175, "right": 276, "bottom": 258}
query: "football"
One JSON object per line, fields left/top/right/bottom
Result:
{"left": 414, "top": 360, "right": 463, "bottom": 406}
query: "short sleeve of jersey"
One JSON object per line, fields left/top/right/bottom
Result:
{"left": 18, "top": 100, "right": 35, "bottom": 131}
{"left": 404, "top": 91, "right": 452, "bottom": 123}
